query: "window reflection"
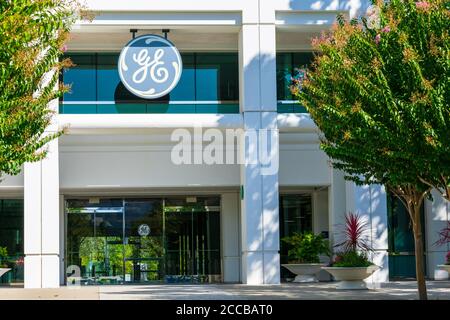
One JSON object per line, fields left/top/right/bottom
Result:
{"left": 279, "top": 194, "right": 313, "bottom": 280}
{"left": 61, "top": 53, "right": 239, "bottom": 114}
{"left": 0, "top": 200, "right": 24, "bottom": 284}
{"left": 66, "top": 197, "right": 221, "bottom": 285}
{"left": 276, "top": 52, "right": 314, "bottom": 113}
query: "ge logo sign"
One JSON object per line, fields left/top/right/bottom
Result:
{"left": 138, "top": 224, "right": 151, "bottom": 237}
{"left": 118, "top": 34, "right": 183, "bottom": 99}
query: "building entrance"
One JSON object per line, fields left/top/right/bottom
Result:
{"left": 66, "top": 196, "right": 221, "bottom": 285}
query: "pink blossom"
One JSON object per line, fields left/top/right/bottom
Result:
{"left": 415, "top": 1, "right": 430, "bottom": 10}
{"left": 381, "top": 26, "right": 391, "bottom": 33}
{"left": 60, "top": 44, "right": 68, "bottom": 53}
{"left": 374, "top": 34, "right": 381, "bottom": 44}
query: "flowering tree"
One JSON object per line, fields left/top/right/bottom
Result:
{"left": 0, "top": 0, "right": 80, "bottom": 178}
{"left": 296, "top": 0, "right": 449, "bottom": 300}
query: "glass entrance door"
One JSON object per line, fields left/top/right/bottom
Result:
{"left": 66, "top": 196, "right": 221, "bottom": 285}
{"left": 164, "top": 197, "right": 221, "bottom": 283}
{"left": 387, "top": 194, "right": 426, "bottom": 279}
{"left": 66, "top": 199, "right": 125, "bottom": 285}
{"left": 124, "top": 199, "right": 164, "bottom": 283}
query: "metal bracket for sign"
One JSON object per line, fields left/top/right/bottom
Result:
{"left": 129, "top": 29, "right": 170, "bottom": 40}
{"left": 162, "top": 29, "right": 170, "bottom": 39}
{"left": 130, "top": 29, "right": 138, "bottom": 39}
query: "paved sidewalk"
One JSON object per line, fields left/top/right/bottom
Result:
{"left": 0, "top": 281, "right": 449, "bottom": 300}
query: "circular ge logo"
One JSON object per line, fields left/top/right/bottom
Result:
{"left": 118, "top": 34, "right": 183, "bottom": 99}
{"left": 138, "top": 224, "right": 151, "bottom": 237}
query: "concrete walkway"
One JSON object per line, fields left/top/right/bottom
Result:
{"left": 0, "top": 281, "right": 449, "bottom": 300}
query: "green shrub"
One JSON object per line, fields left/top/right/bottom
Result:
{"left": 0, "top": 247, "right": 8, "bottom": 268}
{"left": 282, "top": 232, "right": 330, "bottom": 264}
{"left": 332, "top": 250, "right": 372, "bottom": 267}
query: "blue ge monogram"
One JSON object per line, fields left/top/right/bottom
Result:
{"left": 118, "top": 34, "right": 183, "bottom": 99}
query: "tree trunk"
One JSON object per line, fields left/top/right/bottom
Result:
{"left": 413, "top": 216, "right": 427, "bottom": 300}
{"left": 394, "top": 186, "right": 429, "bottom": 300}
{"left": 409, "top": 199, "right": 428, "bottom": 300}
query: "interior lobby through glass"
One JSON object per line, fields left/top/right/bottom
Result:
{"left": 66, "top": 196, "right": 221, "bottom": 285}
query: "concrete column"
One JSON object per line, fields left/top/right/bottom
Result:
{"left": 24, "top": 99, "right": 60, "bottom": 288}
{"left": 329, "top": 169, "right": 346, "bottom": 248}
{"left": 329, "top": 170, "right": 389, "bottom": 285}
{"left": 345, "top": 182, "right": 389, "bottom": 285}
{"left": 425, "top": 189, "right": 449, "bottom": 279}
{"left": 238, "top": 14, "right": 280, "bottom": 284}
{"left": 221, "top": 193, "right": 241, "bottom": 283}
{"left": 313, "top": 189, "right": 329, "bottom": 236}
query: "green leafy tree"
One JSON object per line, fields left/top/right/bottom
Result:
{"left": 0, "top": 0, "right": 80, "bottom": 178}
{"left": 296, "top": 0, "right": 449, "bottom": 300}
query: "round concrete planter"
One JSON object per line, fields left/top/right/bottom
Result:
{"left": 321, "top": 265, "right": 379, "bottom": 290}
{"left": 0, "top": 268, "right": 11, "bottom": 278}
{"left": 282, "top": 264, "right": 326, "bottom": 283}
{"left": 437, "top": 264, "right": 450, "bottom": 276}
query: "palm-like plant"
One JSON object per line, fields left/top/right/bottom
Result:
{"left": 434, "top": 221, "right": 450, "bottom": 265}
{"left": 335, "top": 213, "right": 373, "bottom": 253}
{"left": 434, "top": 221, "right": 450, "bottom": 247}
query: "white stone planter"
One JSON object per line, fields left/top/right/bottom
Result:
{"left": 282, "top": 264, "right": 326, "bottom": 283}
{"left": 0, "top": 268, "right": 11, "bottom": 278}
{"left": 437, "top": 264, "right": 450, "bottom": 278}
{"left": 321, "top": 265, "right": 379, "bottom": 290}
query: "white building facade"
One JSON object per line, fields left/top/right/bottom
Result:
{"left": 0, "top": 0, "right": 448, "bottom": 288}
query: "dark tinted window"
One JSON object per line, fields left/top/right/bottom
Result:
{"left": 61, "top": 53, "right": 239, "bottom": 114}
{"left": 0, "top": 199, "right": 24, "bottom": 283}
{"left": 276, "top": 52, "right": 314, "bottom": 113}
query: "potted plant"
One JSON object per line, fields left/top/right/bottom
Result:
{"left": 0, "top": 247, "right": 11, "bottom": 279}
{"left": 437, "top": 251, "right": 450, "bottom": 274}
{"left": 281, "top": 232, "right": 330, "bottom": 282}
{"left": 435, "top": 222, "right": 450, "bottom": 276}
{"left": 322, "top": 213, "right": 379, "bottom": 290}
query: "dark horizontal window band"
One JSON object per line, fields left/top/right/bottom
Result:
{"left": 61, "top": 52, "right": 240, "bottom": 114}
{"left": 61, "top": 52, "right": 313, "bottom": 114}
{"left": 59, "top": 103, "right": 240, "bottom": 114}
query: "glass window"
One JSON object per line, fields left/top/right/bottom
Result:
{"left": 169, "top": 53, "right": 195, "bottom": 101}
{"left": 276, "top": 52, "right": 314, "bottom": 113}
{"left": 97, "top": 53, "right": 120, "bottom": 102}
{"left": 66, "top": 196, "right": 221, "bottom": 285}
{"left": 279, "top": 194, "right": 313, "bottom": 280}
{"left": 62, "top": 54, "right": 96, "bottom": 101}
{"left": 60, "top": 52, "right": 239, "bottom": 114}
{"left": 0, "top": 199, "right": 24, "bottom": 284}
{"left": 277, "top": 53, "right": 293, "bottom": 102}
{"left": 195, "top": 53, "right": 239, "bottom": 101}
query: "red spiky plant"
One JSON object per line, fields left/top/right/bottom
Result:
{"left": 434, "top": 221, "right": 450, "bottom": 247}
{"left": 335, "top": 212, "right": 373, "bottom": 252}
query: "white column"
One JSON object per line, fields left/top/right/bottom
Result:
{"left": 329, "top": 169, "right": 347, "bottom": 248}
{"left": 24, "top": 99, "right": 60, "bottom": 288}
{"left": 425, "top": 189, "right": 449, "bottom": 279}
{"left": 221, "top": 193, "right": 241, "bottom": 283}
{"left": 238, "top": 10, "right": 280, "bottom": 284}
{"left": 329, "top": 170, "right": 389, "bottom": 285}
{"left": 345, "top": 182, "right": 389, "bottom": 286}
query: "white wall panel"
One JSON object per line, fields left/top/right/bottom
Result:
{"left": 0, "top": 172, "right": 24, "bottom": 190}
{"left": 279, "top": 149, "right": 331, "bottom": 186}
{"left": 60, "top": 150, "right": 240, "bottom": 189}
